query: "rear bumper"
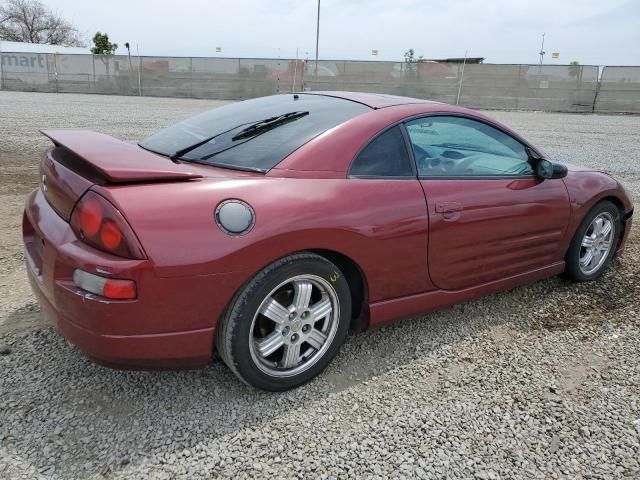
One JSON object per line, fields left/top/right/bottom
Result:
{"left": 23, "top": 188, "right": 243, "bottom": 369}
{"left": 28, "top": 270, "right": 212, "bottom": 369}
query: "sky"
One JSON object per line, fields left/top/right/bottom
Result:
{"left": 43, "top": 0, "right": 640, "bottom": 65}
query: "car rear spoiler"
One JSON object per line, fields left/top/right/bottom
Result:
{"left": 40, "top": 129, "right": 203, "bottom": 183}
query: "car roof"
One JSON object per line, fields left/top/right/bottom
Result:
{"left": 305, "top": 91, "right": 442, "bottom": 109}
{"left": 272, "top": 101, "right": 540, "bottom": 175}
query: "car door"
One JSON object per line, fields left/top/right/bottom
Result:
{"left": 404, "top": 115, "right": 570, "bottom": 291}
{"left": 348, "top": 124, "right": 433, "bottom": 299}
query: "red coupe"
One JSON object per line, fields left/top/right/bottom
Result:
{"left": 23, "top": 92, "right": 633, "bottom": 390}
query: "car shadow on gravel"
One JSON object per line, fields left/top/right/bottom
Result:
{"left": 0, "top": 229, "right": 637, "bottom": 478}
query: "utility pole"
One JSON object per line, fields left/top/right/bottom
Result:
{"left": 124, "top": 42, "right": 133, "bottom": 94}
{"left": 315, "top": 0, "right": 320, "bottom": 79}
{"left": 455, "top": 50, "right": 468, "bottom": 105}
{"left": 538, "top": 32, "right": 546, "bottom": 66}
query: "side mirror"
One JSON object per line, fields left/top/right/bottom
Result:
{"left": 536, "top": 159, "right": 568, "bottom": 179}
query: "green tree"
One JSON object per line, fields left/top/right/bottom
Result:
{"left": 404, "top": 48, "right": 416, "bottom": 64}
{"left": 568, "top": 60, "right": 582, "bottom": 85}
{"left": 91, "top": 32, "right": 117, "bottom": 78}
{"left": 403, "top": 48, "right": 424, "bottom": 79}
{"left": 91, "top": 32, "right": 117, "bottom": 54}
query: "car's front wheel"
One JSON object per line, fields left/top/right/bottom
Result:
{"left": 216, "top": 252, "right": 351, "bottom": 391}
{"left": 564, "top": 200, "right": 622, "bottom": 282}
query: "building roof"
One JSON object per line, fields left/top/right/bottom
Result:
{"left": 0, "top": 40, "right": 90, "bottom": 55}
{"left": 430, "top": 57, "right": 485, "bottom": 64}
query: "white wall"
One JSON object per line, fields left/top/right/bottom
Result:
{"left": 0, "top": 41, "right": 90, "bottom": 55}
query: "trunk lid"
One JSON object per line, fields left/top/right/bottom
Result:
{"left": 39, "top": 129, "right": 205, "bottom": 221}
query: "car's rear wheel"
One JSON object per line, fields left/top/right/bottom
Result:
{"left": 564, "top": 200, "right": 621, "bottom": 282}
{"left": 216, "top": 252, "right": 351, "bottom": 391}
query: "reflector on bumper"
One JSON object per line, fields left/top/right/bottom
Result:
{"left": 73, "top": 270, "right": 137, "bottom": 300}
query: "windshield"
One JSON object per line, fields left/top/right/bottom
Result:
{"left": 140, "top": 94, "right": 370, "bottom": 172}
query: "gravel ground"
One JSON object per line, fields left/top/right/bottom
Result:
{"left": 0, "top": 91, "right": 639, "bottom": 479}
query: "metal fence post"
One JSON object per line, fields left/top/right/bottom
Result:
{"left": 292, "top": 48, "right": 299, "bottom": 93}
{"left": 592, "top": 66, "right": 603, "bottom": 113}
{"left": 0, "top": 42, "right": 3, "bottom": 91}
{"left": 136, "top": 44, "right": 142, "bottom": 96}
{"left": 53, "top": 52, "right": 59, "bottom": 93}
{"left": 343, "top": 60, "right": 347, "bottom": 90}
{"left": 45, "top": 53, "right": 50, "bottom": 92}
{"left": 516, "top": 63, "right": 522, "bottom": 110}
{"left": 87, "top": 56, "right": 91, "bottom": 93}
{"left": 91, "top": 55, "right": 96, "bottom": 93}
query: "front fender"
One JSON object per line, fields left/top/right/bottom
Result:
{"left": 560, "top": 171, "right": 633, "bottom": 253}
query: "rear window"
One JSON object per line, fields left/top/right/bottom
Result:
{"left": 140, "top": 94, "right": 370, "bottom": 172}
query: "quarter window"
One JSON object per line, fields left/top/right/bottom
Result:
{"left": 350, "top": 126, "right": 414, "bottom": 178}
{"left": 405, "top": 116, "right": 534, "bottom": 177}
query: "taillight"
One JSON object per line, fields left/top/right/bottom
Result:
{"left": 73, "top": 270, "right": 137, "bottom": 300}
{"left": 70, "top": 191, "right": 145, "bottom": 259}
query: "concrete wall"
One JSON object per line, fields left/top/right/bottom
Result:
{"left": 1, "top": 53, "right": 639, "bottom": 113}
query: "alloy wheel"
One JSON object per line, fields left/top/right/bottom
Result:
{"left": 249, "top": 274, "right": 340, "bottom": 377}
{"left": 579, "top": 212, "right": 615, "bottom": 275}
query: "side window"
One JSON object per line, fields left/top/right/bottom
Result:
{"left": 350, "top": 126, "right": 414, "bottom": 178}
{"left": 405, "top": 116, "right": 534, "bottom": 177}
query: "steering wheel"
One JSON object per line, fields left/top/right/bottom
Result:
{"left": 452, "top": 156, "right": 478, "bottom": 174}
{"left": 412, "top": 144, "right": 433, "bottom": 169}
{"left": 414, "top": 145, "right": 459, "bottom": 173}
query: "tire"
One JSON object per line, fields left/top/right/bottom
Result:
{"left": 216, "top": 252, "right": 351, "bottom": 391}
{"left": 564, "top": 200, "right": 621, "bottom": 282}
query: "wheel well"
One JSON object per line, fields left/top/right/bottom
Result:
{"left": 569, "top": 196, "right": 627, "bottom": 256}
{"left": 601, "top": 195, "right": 629, "bottom": 251}
{"left": 309, "top": 249, "right": 369, "bottom": 331}
{"left": 601, "top": 195, "right": 625, "bottom": 215}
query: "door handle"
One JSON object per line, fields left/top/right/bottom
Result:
{"left": 435, "top": 201, "right": 463, "bottom": 213}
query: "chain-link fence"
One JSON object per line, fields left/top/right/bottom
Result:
{"left": 594, "top": 66, "right": 640, "bottom": 113}
{"left": 305, "top": 61, "right": 602, "bottom": 112}
{"left": 1, "top": 52, "right": 639, "bottom": 113}
{"left": 0, "top": 53, "right": 298, "bottom": 99}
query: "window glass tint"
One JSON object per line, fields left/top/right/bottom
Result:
{"left": 140, "top": 94, "right": 370, "bottom": 172}
{"left": 405, "top": 116, "right": 533, "bottom": 177}
{"left": 350, "top": 126, "right": 414, "bottom": 177}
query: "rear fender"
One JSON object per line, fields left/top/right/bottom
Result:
{"left": 95, "top": 176, "right": 433, "bottom": 303}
